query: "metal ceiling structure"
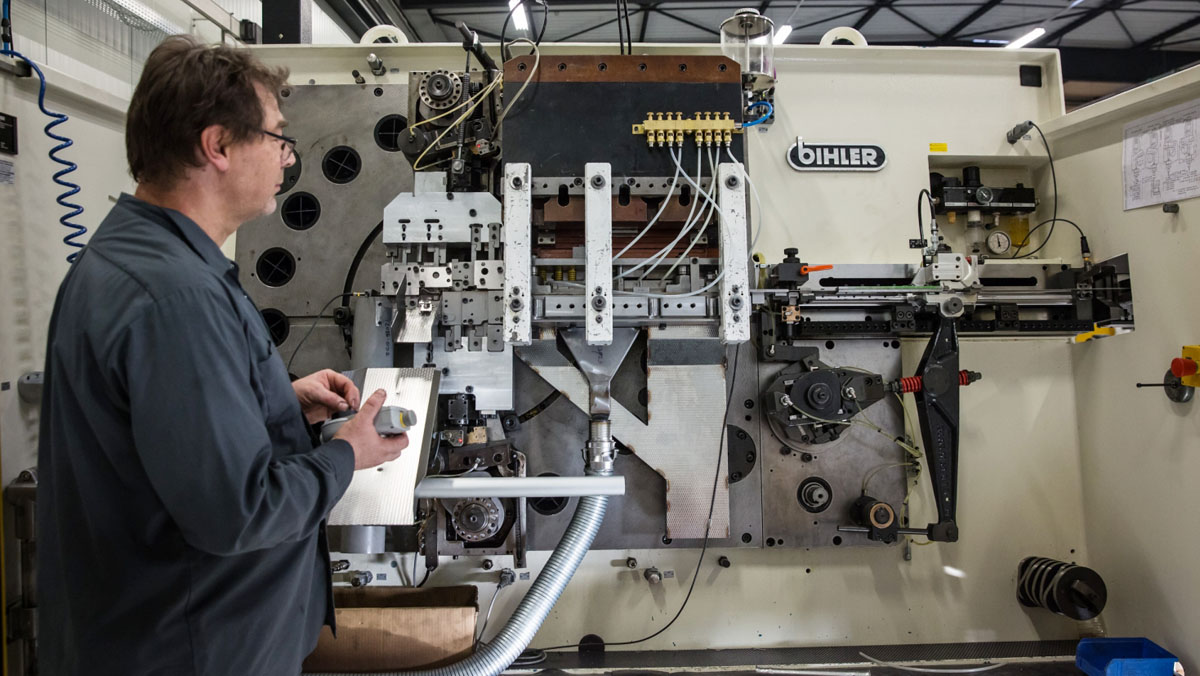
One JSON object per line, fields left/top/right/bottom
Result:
{"left": 315, "top": 0, "right": 1200, "bottom": 105}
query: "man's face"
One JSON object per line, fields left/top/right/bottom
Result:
{"left": 227, "top": 83, "right": 295, "bottom": 223}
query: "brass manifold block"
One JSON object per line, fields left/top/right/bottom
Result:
{"left": 632, "top": 111, "right": 738, "bottom": 148}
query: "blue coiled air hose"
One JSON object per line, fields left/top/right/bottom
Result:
{"left": 1, "top": 47, "right": 87, "bottom": 263}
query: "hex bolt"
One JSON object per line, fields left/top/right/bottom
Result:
{"left": 625, "top": 557, "right": 638, "bottom": 569}
{"left": 729, "top": 296, "right": 743, "bottom": 310}
{"left": 590, "top": 174, "right": 607, "bottom": 189}
{"left": 591, "top": 295, "right": 607, "bottom": 310}
{"left": 509, "top": 298, "right": 523, "bottom": 311}
{"left": 626, "top": 177, "right": 636, "bottom": 186}
{"left": 573, "top": 177, "right": 584, "bottom": 187}
{"left": 644, "top": 567, "right": 663, "bottom": 584}
{"left": 801, "top": 452, "right": 814, "bottom": 462}
{"left": 482, "top": 559, "right": 494, "bottom": 570}
{"left": 510, "top": 175, "right": 524, "bottom": 189}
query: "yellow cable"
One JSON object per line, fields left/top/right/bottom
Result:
{"left": 406, "top": 74, "right": 502, "bottom": 135}
{"left": 412, "top": 75, "right": 504, "bottom": 171}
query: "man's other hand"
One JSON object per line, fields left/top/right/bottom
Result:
{"left": 334, "top": 389, "right": 409, "bottom": 470}
{"left": 293, "top": 369, "right": 362, "bottom": 424}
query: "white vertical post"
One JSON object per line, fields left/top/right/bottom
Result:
{"left": 717, "top": 162, "right": 751, "bottom": 344}
{"left": 503, "top": 163, "right": 532, "bottom": 345}
{"left": 584, "top": 162, "right": 613, "bottom": 345}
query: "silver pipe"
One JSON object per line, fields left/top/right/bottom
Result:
{"left": 415, "top": 475, "right": 625, "bottom": 498}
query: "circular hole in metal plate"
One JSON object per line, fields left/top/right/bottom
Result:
{"left": 374, "top": 114, "right": 409, "bottom": 152}
{"left": 529, "top": 472, "right": 569, "bottom": 516}
{"left": 281, "top": 192, "right": 321, "bottom": 230}
{"left": 255, "top": 248, "right": 296, "bottom": 287}
{"left": 260, "top": 308, "right": 290, "bottom": 346}
{"left": 322, "top": 145, "right": 361, "bottom": 184}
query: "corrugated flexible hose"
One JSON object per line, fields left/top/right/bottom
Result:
{"left": 311, "top": 493, "right": 608, "bottom": 676}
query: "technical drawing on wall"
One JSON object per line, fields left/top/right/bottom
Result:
{"left": 1124, "top": 97, "right": 1200, "bottom": 209}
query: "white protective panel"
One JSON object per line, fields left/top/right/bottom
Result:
{"left": 328, "top": 368, "right": 436, "bottom": 526}
{"left": 531, "top": 365, "right": 729, "bottom": 539}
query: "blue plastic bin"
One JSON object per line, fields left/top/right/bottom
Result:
{"left": 1077, "top": 638, "right": 1179, "bottom": 676}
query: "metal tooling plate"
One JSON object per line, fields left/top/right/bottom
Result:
{"left": 501, "top": 56, "right": 744, "bottom": 178}
{"left": 511, "top": 344, "right": 763, "bottom": 550}
{"left": 513, "top": 338, "right": 758, "bottom": 549}
{"left": 759, "top": 339, "right": 907, "bottom": 549}
{"left": 235, "top": 84, "right": 413, "bottom": 376}
{"left": 429, "top": 336, "right": 514, "bottom": 412}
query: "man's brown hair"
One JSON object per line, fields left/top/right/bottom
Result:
{"left": 126, "top": 35, "right": 289, "bottom": 187}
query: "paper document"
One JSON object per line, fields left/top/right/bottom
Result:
{"left": 1123, "top": 97, "right": 1200, "bottom": 210}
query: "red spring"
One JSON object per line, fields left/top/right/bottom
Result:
{"left": 898, "top": 370, "right": 974, "bottom": 393}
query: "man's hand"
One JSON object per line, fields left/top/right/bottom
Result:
{"left": 293, "top": 369, "right": 361, "bottom": 425}
{"left": 334, "top": 389, "right": 409, "bottom": 470}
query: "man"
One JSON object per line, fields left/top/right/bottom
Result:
{"left": 37, "top": 35, "right": 408, "bottom": 675}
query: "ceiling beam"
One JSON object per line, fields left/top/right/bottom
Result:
{"left": 888, "top": 6, "right": 937, "bottom": 39}
{"left": 429, "top": 13, "right": 502, "bottom": 40}
{"left": 654, "top": 8, "right": 722, "bottom": 36}
{"left": 936, "top": 0, "right": 1005, "bottom": 45}
{"left": 1132, "top": 12, "right": 1200, "bottom": 50}
{"left": 1042, "top": 0, "right": 1128, "bottom": 46}
{"left": 639, "top": 5, "right": 655, "bottom": 42}
{"left": 853, "top": 0, "right": 894, "bottom": 31}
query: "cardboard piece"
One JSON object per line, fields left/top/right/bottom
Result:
{"left": 303, "top": 586, "right": 478, "bottom": 673}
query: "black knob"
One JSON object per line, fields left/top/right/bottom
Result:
{"left": 783, "top": 248, "right": 800, "bottom": 262}
{"left": 717, "top": 556, "right": 731, "bottom": 568}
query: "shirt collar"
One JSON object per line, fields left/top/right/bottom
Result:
{"left": 117, "top": 193, "right": 235, "bottom": 275}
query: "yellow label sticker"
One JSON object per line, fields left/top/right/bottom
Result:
{"left": 929, "top": 143, "right": 949, "bottom": 152}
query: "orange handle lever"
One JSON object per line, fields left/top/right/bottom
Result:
{"left": 800, "top": 264, "right": 833, "bottom": 275}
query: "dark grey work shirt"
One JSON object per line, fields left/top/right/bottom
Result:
{"left": 38, "top": 194, "right": 356, "bottom": 676}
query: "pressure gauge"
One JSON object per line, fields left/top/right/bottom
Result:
{"left": 974, "top": 186, "right": 995, "bottom": 205}
{"left": 986, "top": 230, "right": 1012, "bottom": 255}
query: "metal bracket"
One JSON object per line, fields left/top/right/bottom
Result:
{"left": 913, "top": 317, "right": 961, "bottom": 542}
{"left": 717, "top": 163, "right": 751, "bottom": 344}
{"left": 584, "top": 162, "right": 613, "bottom": 345}
{"left": 503, "top": 163, "right": 532, "bottom": 345}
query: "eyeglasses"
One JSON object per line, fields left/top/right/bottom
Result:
{"left": 262, "top": 129, "right": 298, "bottom": 161}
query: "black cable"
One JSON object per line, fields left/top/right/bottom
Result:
{"left": 622, "top": 0, "right": 633, "bottom": 53}
{"left": 615, "top": 0, "right": 626, "bottom": 55}
{"left": 540, "top": 343, "right": 743, "bottom": 652}
{"left": 916, "top": 188, "right": 935, "bottom": 245}
{"left": 1011, "top": 121, "right": 1059, "bottom": 258}
{"left": 536, "top": 0, "right": 550, "bottom": 46}
{"left": 1010, "top": 218, "right": 1086, "bottom": 260}
{"left": 501, "top": 1, "right": 549, "bottom": 60}
{"left": 342, "top": 222, "right": 383, "bottom": 307}
{"left": 287, "top": 292, "right": 364, "bottom": 374}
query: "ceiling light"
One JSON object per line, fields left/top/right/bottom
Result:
{"left": 1005, "top": 26, "right": 1046, "bottom": 49}
{"left": 773, "top": 25, "right": 793, "bottom": 44}
{"left": 509, "top": 0, "right": 530, "bottom": 33}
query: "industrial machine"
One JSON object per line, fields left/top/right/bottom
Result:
{"left": 232, "top": 16, "right": 1135, "bottom": 671}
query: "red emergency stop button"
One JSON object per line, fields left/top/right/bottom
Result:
{"left": 1171, "top": 357, "right": 1198, "bottom": 378}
